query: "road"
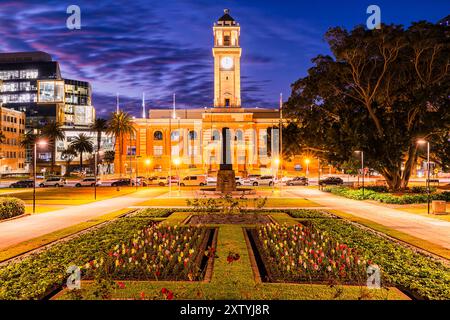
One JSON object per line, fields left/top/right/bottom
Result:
{"left": 285, "top": 187, "right": 450, "bottom": 250}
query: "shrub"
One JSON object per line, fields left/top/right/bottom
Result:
{"left": 410, "top": 186, "right": 437, "bottom": 194}
{"left": 0, "top": 197, "right": 25, "bottom": 220}
{"left": 363, "top": 185, "right": 389, "bottom": 193}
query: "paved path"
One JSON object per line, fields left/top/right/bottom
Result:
{"left": 285, "top": 188, "right": 450, "bottom": 250}
{"left": 0, "top": 189, "right": 163, "bottom": 250}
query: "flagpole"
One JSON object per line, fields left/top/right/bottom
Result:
{"left": 279, "top": 93, "right": 283, "bottom": 194}
{"left": 142, "top": 92, "right": 146, "bottom": 118}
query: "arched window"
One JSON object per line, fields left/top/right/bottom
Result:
{"left": 212, "top": 130, "right": 220, "bottom": 141}
{"left": 171, "top": 130, "right": 179, "bottom": 141}
{"left": 235, "top": 130, "right": 243, "bottom": 142}
{"left": 188, "top": 130, "right": 197, "bottom": 140}
{"left": 153, "top": 131, "right": 163, "bottom": 140}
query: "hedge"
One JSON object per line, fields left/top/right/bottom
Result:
{"left": 324, "top": 187, "right": 450, "bottom": 204}
{"left": 0, "top": 197, "right": 25, "bottom": 220}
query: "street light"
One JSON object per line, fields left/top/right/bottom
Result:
{"left": 417, "top": 139, "right": 430, "bottom": 214}
{"left": 135, "top": 155, "right": 142, "bottom": 190}
{"left": 355, "top": 150, "right": 364, "bottom": 196}
{"left": 33, "top": 139, "right": 47, "bottom": 214}
{"left": 173, "top": 157, "right": 181, "bottom": 194}
{"left": 145, "top": 158, "right": 152, "bottom": 184}
{"left": 94, "top": 150, "right": 104, "bottom": 200}
{"left": 272, "top": 157, "right": 280, "bottom": 193}
{"left": 305, "top": 158, "right": 310, "bottom": 177}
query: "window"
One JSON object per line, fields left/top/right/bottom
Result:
{"left": 212, "top": 130, "right": 220, "bottom": 141}
{"left": 126, "top": 146, "right": 136, "bottom": 156}
{"left": 188, "top": 130, "right": 197, "bottom": 140}
{"left": 225, "top": 99, "right": 230, "bottom": 107}
{"left": 224, "top": 35, "right": 230, "bottom": 46}
{"left": 153, "top": 131, "right": 163, "bottom": 140}
{"left": 235, "top": 130, "right": 243, "bottom": 142}
{"left": 171, "top": 130, "right": 179, "bottom": 141}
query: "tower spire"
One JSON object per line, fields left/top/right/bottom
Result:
{"left": 116, "top": 93, "right": 120, "bottom": 113}
{"left": 172, "top": 93, "right": 176, "bottom": 119}
{"left": 142, "top": 92, "right": 146, "bottom": 118}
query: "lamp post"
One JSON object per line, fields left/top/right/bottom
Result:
{"left": 355, "top": 151, "right": 364, "bottom": 196}
{"left": 33, "top": 139, "right": 47, "bottom": 214}
{"left": 173, "top": 157, "right": 181, "bottom": 194}
{"left": 145, "top": 158, "right": 151, "bottom": 185}
{"left": 273, "top": 157, "right": 280, "bottom": 193}
{"left": 135, "top": 155, "right": 141, "bottom": 190}
{"left": 317, "top": 158, "right": 321, "bottom": 190}
{"left": 305, "top": 158, "right": 310, "bottom": 177}
{"left": 417, "top": 139, "right": 430, "bottom": 214}
{"left": 94, "top": 150, "right": 104, "bottom": 200}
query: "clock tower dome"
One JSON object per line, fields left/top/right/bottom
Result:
{"left": 212, "top": 9, "right": 241, "bottom": 108}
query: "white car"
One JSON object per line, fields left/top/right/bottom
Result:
{"left": 180, "top": 175, "right": 207, "bottom": 186}
{"left": 243, "top": 174, "right": 261, "bottom": 186}
{"left": 39, "top": 177, "right": 67, "bottom": 187}
{"left": 235, "top": 176, "right": 244, "bottom": 186}
{"left": 206, "top": 176, "right": 217, "bottom": 186}
{"left": 250, "top": 175, "right": 276, "bottom": 186}
{"left": 75, "top": 177, "right": 101, "bottom": 187}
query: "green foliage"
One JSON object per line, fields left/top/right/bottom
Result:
{"left": 0, "top": 197, "right": 25, "bottom": 220}
{"left": 0, "top": 209, "right": 171, "bottom": 300}
{"left": 309, "top": 216, "right": 450, "bottom": 300}
{"left": 284, "top": 22, "right": 450, "bottom": 191}
{"left": 324, "top": 187, "right": 450, "bottom": 204}
{"left": 410, "top": 186, "right": 437, "bottom": 194}
{"left": 186, "top": 195, "right": 268, "bottom": 214}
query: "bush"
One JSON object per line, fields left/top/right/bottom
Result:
{"left": 410, "top": 186, "right": 437, "bottom": 194}
{"left": 324, "top": 187, "right": 450, "bottom": 204}
{"left": 0, "top": 197, "right": 25, "bottom": 220}
{"left": 363, "top": 185, "right": 389, "bottom": 193}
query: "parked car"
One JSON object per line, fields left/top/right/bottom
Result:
{"left": 235, "top": 176, "right": 244, "bottom": 186}
{"left": 243, "top": 174, "right": 261, "bottom": 186}
{"left": 75, "top": 177, "right": 101, "bottom": 187}
{"left": 249, "top": 175, "right": 276, "bottom": 186}
{"left": 180, "top": 175, "right": 207, "bottom": 186}
{"left": 285, "top": 176, "right": 309, "bottom": 186}
{"left": 319, "top": 177, "right": 344, "bottom": 186}
{"left": 110, "top": 178, "right": 132, "bottom": 187}
{"left": 39, "top": 177, "right": 67, "bottom": 187}
{"left": 134, "top": 176, "right": 149, "bottom": 186}
{"left": 206, "top": 176, "right": 217, "bottom": 186}
{"left": 10, "top": 179, "right": 34, "bottom": 188}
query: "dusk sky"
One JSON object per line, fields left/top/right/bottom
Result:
{"left": 1, "top": 0, "right": 448, "bottom": 117}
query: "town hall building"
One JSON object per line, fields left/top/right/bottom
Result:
{"left": 118, "top": 10, "right": 285, "bottom": 178}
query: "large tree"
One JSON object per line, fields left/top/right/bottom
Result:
{"left": 106, "top": 111, "right": 135, "bottom": 177}
{"left": 284, "top": 22, "right": 449, "bottom": 190}
{"left": 41, "top": 121, "right": 65, "bottom": 174}
{"left": 70, "top": 133, "right": 94, "bottom": 173}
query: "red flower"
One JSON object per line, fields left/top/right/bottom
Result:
{"left": 140, "top": 292, "right": 145, "bottom": 300}
{"left": 167, "top": 291, "right": 174, "bottom": 300}
{"left": 161, "top": 287, "right": 167, "bottom": 294}
{"left": 117, "top": 281, "right": 126, "bottom": 289}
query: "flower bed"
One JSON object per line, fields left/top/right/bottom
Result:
{"left": 284, "top": 209, "right": 450, "bottom": 300}
{"left": 0, "top": 209, "right": 173, "bottom": 300}
{"left": 324, "top": 186, "right": 450, "bottom": 204}
{"left": 250, "top": 223, "right": 368, "bottom": 285}
{"left": 83, "top": 223, "right": 214, "bottom": 281}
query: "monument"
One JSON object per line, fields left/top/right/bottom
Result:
{"left": 216, "top": 127, "right": 236, "bottom": 193}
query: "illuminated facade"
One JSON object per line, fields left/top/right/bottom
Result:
{"left": 0, "top": 107, "right": 26, "bottom": 174}
{"left": 116, "top": 10, "right": 286, "bottom": 177}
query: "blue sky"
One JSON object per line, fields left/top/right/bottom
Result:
{"left": 0, "top": 0, "right": 448, "bottom": 117}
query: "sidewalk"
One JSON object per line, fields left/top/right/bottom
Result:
{"left": 0, "top": 188, "right": 163, "bottom": 250}
{"left": 285, "top": 188, "right": 450, "bottom": 250}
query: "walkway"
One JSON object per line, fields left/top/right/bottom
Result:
{"left": 0, "top": 188, "right": 164, "bottom": 250}
{"left": 285, "top": 188, "right": 450, "bottom": 250}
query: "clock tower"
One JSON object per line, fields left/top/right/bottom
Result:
{"left": 213, "top": 9, "right": 241, "bottom": 108}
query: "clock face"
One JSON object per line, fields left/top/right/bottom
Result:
{"left": 221, "top": 56, "right": 233, "bottom": 69}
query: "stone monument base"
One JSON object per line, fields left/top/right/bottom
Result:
{"left": 216, "top": 170, "right": 236, "bottom": 193}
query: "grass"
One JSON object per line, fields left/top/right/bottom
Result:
{"left": 0, "top": 208, "right": 133, "bottom": 263}
{"left": 55, "top": 214, "right": 407, "bottom": 300}
{"left": 327, "top": 209, "right": 450, "bottom": 260}
{"left": 24, "top": 205, "right": 67, "bottom": 214}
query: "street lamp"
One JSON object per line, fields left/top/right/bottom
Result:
{"left": 355, "top": 150, "right": 364, "bottom": 196}
{"left": 305, "top": 158, "right": 310, "bottom": 177}
{"left": 272, "top": 157, "right": 280, "bottom": 193}
{"left": 135, "top": 155, "right": 142, "bottom": 190}
{"left": 33, "top": 139, "right": 47, "bottom": 214}
{"left": 145, "top": 158, "right": 152, "bottom": 184}
{"left": 417, "top": 139, "right": 430, "bottom": 214}
{"left": 173, "top": 157, "right": 181, "bottom": 194}
{"left": 317, "top": 158, "right": 321, "bottom": 190}
{"left": 94, "top": 150, "right": 104, "bottom": 200}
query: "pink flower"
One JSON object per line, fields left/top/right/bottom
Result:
{"left": 117, "top": 281, "right": 126, "bottom": 289}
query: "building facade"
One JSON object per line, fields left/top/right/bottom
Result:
{"left": 0, "top": 107, "right": 26, "bottom": 174}
{"left": 115, "top": 10, "right": 288, "bottom": 178}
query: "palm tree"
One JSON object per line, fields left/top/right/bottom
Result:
{"left": 103, "top": 150, "right": 115, "bottom": 174}
{"left": 20, "top": 130, "right": 37, "bottom": 177}
{"left": 41, "top": 121, "right": 65, "bottom": 174}
{"left": 106, "top": 111, "right": 135, "bottom": 177}
{"left": 61, "top": 146, "right": 78, "bottom": 176}
{"left": 69, "top": 133, "right": 94, "bottom": 173}
{"left": 90, "top": 118, "right": 108, "bottom": 153}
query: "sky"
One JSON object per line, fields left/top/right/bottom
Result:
{"left": 0, "top": 0, "right": 448, "bottom": 117}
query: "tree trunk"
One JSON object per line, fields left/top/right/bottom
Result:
{"left": 80, "top": 152, "right": 83, "bottom": 173}
{"left": 119, "top": 134, "right": 123, "bottom": 177}
{"left": 97, "top": 131, "right": 102, "bottom": 152}
{"left": 400, "top": 144, "right": 418, "bottom": 189}
{"left": 51, "top": 139, "right": 56, "bottom": 175}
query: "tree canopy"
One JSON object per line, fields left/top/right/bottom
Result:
{"left": 284, "top": 22, "right": 449, "bottom": 190}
